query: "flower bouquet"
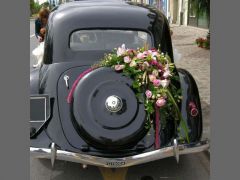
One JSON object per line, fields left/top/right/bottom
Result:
{"left": 94, "top": 44, "right": 190, "bottom": 146}
{"left": 196, "top": 37, "right": 210, "bottom": 49}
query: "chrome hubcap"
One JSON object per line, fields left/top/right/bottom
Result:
{"left": 105, "top": 95, "right": 123, "bottom": 112}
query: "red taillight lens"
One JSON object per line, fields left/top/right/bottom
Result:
{"left": 189, "top": 102, "right": 199, "bottom": 117}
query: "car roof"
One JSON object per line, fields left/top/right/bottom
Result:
{"left": 44, "top": 1, "right": 173, "bottom": 64}
{"left": 50, "top": 0, "right": 164, "bottom": 23}
{"left": 57, "top": 0, "right": 129, "bottom": 9}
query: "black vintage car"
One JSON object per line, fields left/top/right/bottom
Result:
{"left": 30, "top": 0, "right": 209, "bottom": 168}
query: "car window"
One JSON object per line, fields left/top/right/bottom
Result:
{"left": 70, "top": 30, "right": 152, "bottom": 51}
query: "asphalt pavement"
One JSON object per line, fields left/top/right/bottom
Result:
{"left": 30, "top": 20, "right": 210, "bottom": 180}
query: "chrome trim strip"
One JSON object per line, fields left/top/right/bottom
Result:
{"left": 50, "top": 143, "right": 56, "bottom": 167}
{"left": 173, "top": 139, "right": 179, "bottom": 163}
{"left": 30, "top": 140, "right": 209, "bottom": 168}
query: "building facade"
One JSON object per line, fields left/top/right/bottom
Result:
{"left": 134, "top": 0, "right": 170, "bottom": 20}
{"left": 134, "top": 0, "right": 209, "bottom": 29}
{"left": 187, "top": 0, "right": 209, "bottom": 28}
{"left": 57, "top": 0, "right": 209, "bottom": 29}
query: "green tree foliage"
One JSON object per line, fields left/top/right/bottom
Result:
{"left": 30, "top": 0, "right": 35, "bottom": 15}
{"left": 30, "top": 0, "right": 50, "bottom": 16}
{"left": 30, "top": 0, "right": 41, "bottom": 15}
{"left": 42, "top": 2, "right": 50, "bottom": 8}
{"left": 192, "top": 0, "right": 210, "bottom": 18}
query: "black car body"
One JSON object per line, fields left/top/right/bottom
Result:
{"left": 30, "top": 0, "right": 209, "bottom": 168}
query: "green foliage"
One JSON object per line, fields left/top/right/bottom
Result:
{"left": 30, "top": 0, "right": 41, "bottom": 16}
{"left": 191, "top": 0, "right": 210, "bottom": 18}
{"left": 30, "top": 0, "right": 52, "bottom": 16}
{"left": 42, "top": 2, "right": 50, "bottom": 8}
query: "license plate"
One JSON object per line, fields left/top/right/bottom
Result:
{"left": 106, "top": 161, "right": 126, "bottom": 167}
{"left": 30, "top": 95, "right": 49, "bottom": 122}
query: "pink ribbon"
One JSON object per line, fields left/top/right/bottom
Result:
{"left": 155, "top": 106, "right": 160, "bottom": 149}
{"left": 67, "top": 68, "right": 94, "bottom": 104}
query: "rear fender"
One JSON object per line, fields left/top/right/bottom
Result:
{"left": 30, "top": 68, "right": 40, "bottom": 94}
{"left": 177, "top": 68, "right": 202, "bottom": 142}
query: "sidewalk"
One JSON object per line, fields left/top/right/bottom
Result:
{"left": 170, "top": 24, "right": 210, "bottom": 140}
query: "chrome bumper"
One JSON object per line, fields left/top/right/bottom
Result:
{"left": 30, "top": 139, "right": 209, "bottom": 168}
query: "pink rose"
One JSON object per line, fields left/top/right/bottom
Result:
{"left": 145, "top": 90, "right": 152, "bottom": 99}
{"left": 124, "top": 56, "right": 131, "bottom": 63}
{"left": 153, "top": 79, "right": 161, "bottom": 87}
{"left": 156, "top": 98, "right": 166, "bottom": 107}
{"left": 149, "top": 74, "right": 156, "bottom": 82}
{"left": 160, "top": 79, "right": 170, "bottom": 88}
{"left": 137, "top": 53, "right": 145, "bottom": 59}
{"left": 115, "top": 64, "right": 125, "bottom": 71}
{"left": 147, "top": 50, "right": 153, "bottom": 54}
{"left": 143, "top": 51, "right": 149, "bottom": 56}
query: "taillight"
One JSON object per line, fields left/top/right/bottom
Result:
{"left": 189, "top": 101, "right": 199, "bottom": 117}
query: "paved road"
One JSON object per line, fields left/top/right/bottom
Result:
{"left": 30, "top": 20, "right": 210, "bottom": 180}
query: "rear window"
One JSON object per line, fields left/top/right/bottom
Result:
{"left": 70, "top": 30, "right": 152, "bottom": 51}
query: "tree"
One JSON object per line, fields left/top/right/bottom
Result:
{"left": 191, "top": 0, "right": 210, "bottom": 40}
{"left": 42, "top": 2, "right": 50, "bottom": 8}
{"left": 198, "top": 0, "right": 210, "bottom": 19}
{"left": 30, "top": 0, "right": 35, "bottom": 15}
{"left": 198, "top": 0, "right": 210, "bottom": 39}
{"left": 29, "top": 0, "right": 42, "bottom": 16}
{"left": 191, "top": 0, "right": 210, "bottom": 24}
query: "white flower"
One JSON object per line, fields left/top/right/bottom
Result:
{"left": 143, "top": 61, "right": 149, "bottom": 68}
{"left": 151, "top": 51, "right": 158, "bottom": 60}
{"left": 163, "top": 64, "right": 171, "bottom": 78}
{"left": 163, "top": 69, "right": 171, "bottom": 78}
{"left": 124, "top": 56, "right": 131, "bottom": 63}
{"left": 117, "top": 44, "right": 126, "bottom": 57}
{"left": 152, "top": 69, "right": 159, "bottom": 76}
{"left": 160, "top": 79, "right": 170, "bottom": 88}
{"left": 152, "top": 56, "right": 157, "bottom": 60}
{"left": 130, "top": 60, "right": 137, "bottom": 67}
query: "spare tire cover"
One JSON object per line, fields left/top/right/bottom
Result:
{"left": 71, "top": 67, "right": 147, "bottom": 150}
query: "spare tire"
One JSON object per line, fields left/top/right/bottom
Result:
{"left": 71, "top": 67, "right": 147, "bottom": 150}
